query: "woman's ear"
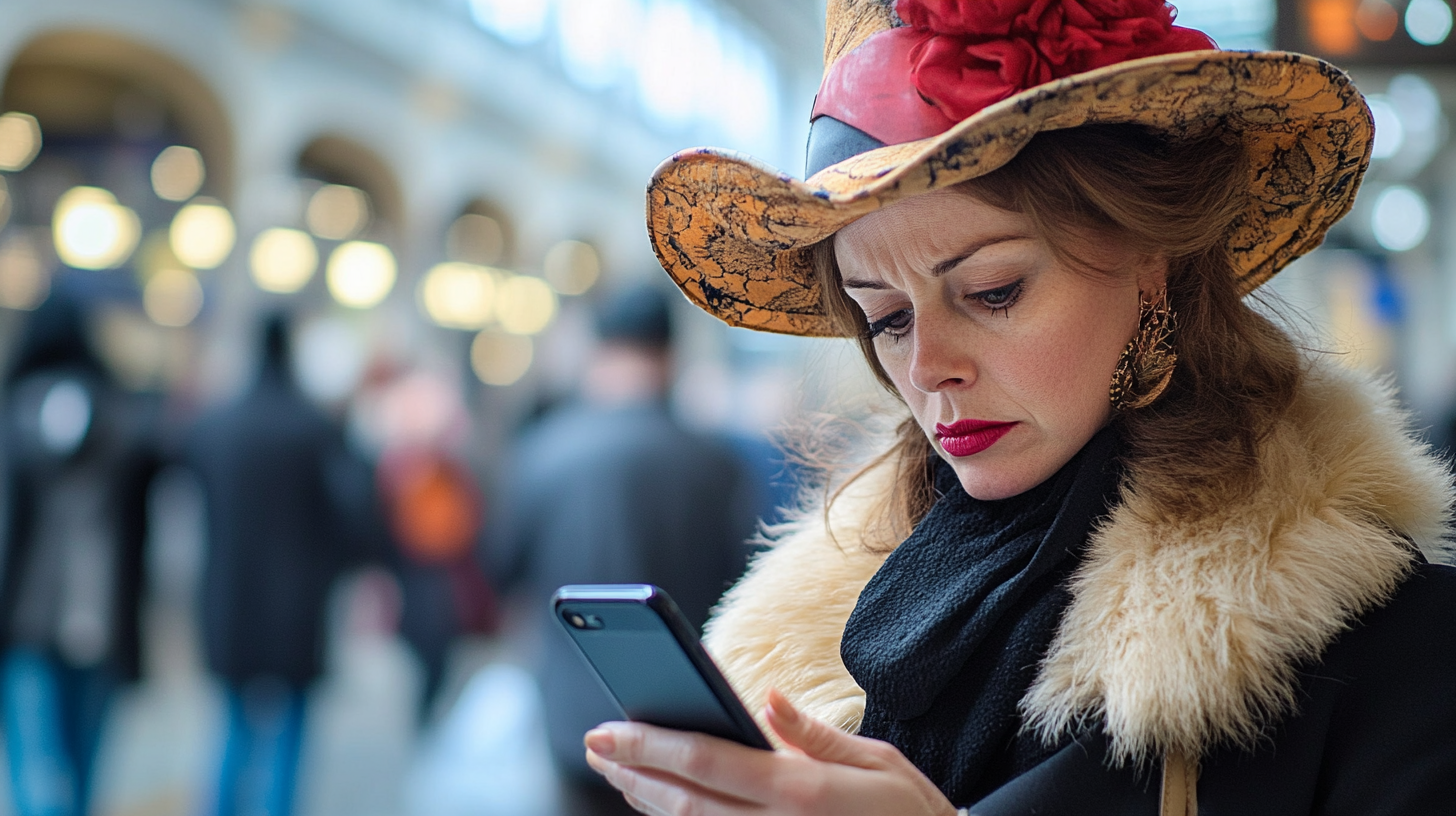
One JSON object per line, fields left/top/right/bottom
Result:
{"left": 1136, "top": 253, "right": 1169, "bottom": 294}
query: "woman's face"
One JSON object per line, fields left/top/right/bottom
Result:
{"left": 835, "top": 188, "right": 1164, "bottom": 500}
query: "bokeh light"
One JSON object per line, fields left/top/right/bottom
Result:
{"left": 1371, "top": 75, "right": 1446, "bottom": 178}
{"left": 306, "top": 184, "right": 370, "bottom": 241}
{"left": 542, "top": 239, "right": 600, "bottom": 295}
{"left": 465, "top": 0, "right": 781, "bottom": 157}
{"left": 137, "top": 230, "right": 183, "bottom": 286}
{"left": 471, "top": 330, "right": 533, "bottom": 386}
{"left": 468, "top": 0, "right": 550, "bottom": 45}
{"left": 1168, "top": 0, "right": 1276, "bottom": 50}
{"left": 638, "top": 1, "right": 699, "bottom": 129}
{"left": 169, "top": 199, "right": 236, "bottom": 269}
{"left": 143, "top": 267, "right": 205, "bottom": 327}
{"left": 496, "top": 275, "right": 557, "bottom": 335}
{"left": 151, "top": 146, "right": 206, "bottom": 201}
{"left": 1371, "top": 186, "right": 1430, "bottom": 252}
{"left": 716, "top": 31, "right": 777, "bottom": 149}
{"left": 445, "top": 213, "right": 505, "bottom": 265}
{"left": 558, "top": 0, "right": 641, "bottom": 88}
{"left": 1387, "top": 74, "right": 1442, "bottom": 134}
{"left": 0, "top": 112, "right": 41, "bottom": 172}
{"left": 1367, "top": 97, "right": 1404, "bottom": 159}
{"left": 250, "top": 228, "right": 319, "bottom": 293}
{"left": 1355, "top": 0, "right": 1400, "bottom": 41}
{"left": 1308, "top": 0, "right": 1360, "bottom": 53}
{"left": 52, "top": 186, "right": 141, "bottom": 270}
{"left": 420, "top": 262, "right": 497, "bottom": 330}
{"left": 91, "top": 308, "right": 175, "bottom": 391}
{"left": 630, "top": 0, "right": 778, "bottom": 154}
{"left": 0, "top": 231, "right": 49, "bottom": 311}
{"left": 1406, "top": 0, "right": 1454, "bottom": 45}
{"left": 326, "top": 240, "right": 396, "bottom": 308}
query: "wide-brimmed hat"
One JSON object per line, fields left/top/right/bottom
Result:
{"left": 647, "top": 0, "right": 1373, "bottom": 338}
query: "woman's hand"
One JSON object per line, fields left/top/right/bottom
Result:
{"left": 584, "top": 689, "right": 958, "bottom": 816}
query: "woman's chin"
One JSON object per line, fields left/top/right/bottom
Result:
{"left": 948, "top": 460, "right": 1046, "bottom": 501}
{"left": 943, "top": 434, "right": 1075, "bottom": 500}
{"left": 939, "top": 421, "right": 1106, "bottom": 501}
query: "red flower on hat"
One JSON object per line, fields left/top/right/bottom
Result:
{"left": 895, "top": 0, "right": 1216, "bottom": 121}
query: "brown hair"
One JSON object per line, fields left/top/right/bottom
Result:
{"left": 812, "top": 124, "right": 1304, "bottom": 545}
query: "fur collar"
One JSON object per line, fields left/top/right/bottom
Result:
{"left": 703, "top": 358, "right": 1453, "bottom": 762}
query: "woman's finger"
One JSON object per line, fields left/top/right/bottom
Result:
{"left": 767, "top": 690, "right": 959, "bottom": 816}
{"left": 586, "top": 751, "right": 752, "bottom": 816}
{"left": 765, "top": 688, "right": 892, "bottom": 770}
{"left": 586, "top": 722, "right": 776, "bottom": 805}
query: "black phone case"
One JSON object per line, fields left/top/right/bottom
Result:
{"left": 552, "top": 584, "right": 772, "bottom": 750}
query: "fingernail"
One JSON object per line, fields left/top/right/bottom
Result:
{"left": 585, "top": 749, "right": 611, "bottom": 776}
{"left": 584, "top": 728, "right": 617, "bottom": 757}
{"left": 766, "top": 690, "right": 798, "bottom": 723}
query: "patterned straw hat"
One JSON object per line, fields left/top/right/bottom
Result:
{"left": 647, "top": 0, "right": 1373, "bottom": 337}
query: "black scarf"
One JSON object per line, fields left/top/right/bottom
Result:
{"left": 840, "top": 427, "right": 1123, "bottom": 806}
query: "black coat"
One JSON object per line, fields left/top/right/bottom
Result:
{"left": 186, "top": 366, "right": 369, "bottom": 685}
{"left": 0, "top": 370, "right": 159, "bottom": 681}
{"left": 969, "top": 561, "right": 1456, "bottom": 816}
{"left": 0, "top": 292, "right": 160, "bottom": 682}
{"left": 493, "top": 400, "right": 759, "bottom": 778}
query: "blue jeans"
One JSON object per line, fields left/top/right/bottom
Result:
{"left": 1, "top": 648, "right": 116, "bottom": 816}
{"left": 211, "top": 678, "right": 306, "bottom": 816}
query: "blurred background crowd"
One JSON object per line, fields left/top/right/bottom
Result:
{"left": 0, "top": 0, "right": 1451, "bottom": 814}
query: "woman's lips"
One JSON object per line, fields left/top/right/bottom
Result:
{"left": 935, "top": 419, "right": 1017, "bottom": 457}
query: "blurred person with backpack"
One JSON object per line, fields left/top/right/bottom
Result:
{"left": 376, "top": 433, "right": 494, "bottom": 719}
{"left": 351, "top": 362, "right": 498, "bottom": 722}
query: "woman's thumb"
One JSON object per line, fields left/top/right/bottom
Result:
{"left": 764, "top": 689, "right": 878, "bottom": 768}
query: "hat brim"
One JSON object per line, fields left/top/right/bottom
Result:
{"left": 647, "top": 50, "right": 1372, "bottom": 338}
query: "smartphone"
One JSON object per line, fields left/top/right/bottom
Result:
{"left": 552, "top": 584, "right": 772, "bottom": 750}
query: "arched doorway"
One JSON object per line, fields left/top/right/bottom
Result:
{"left": 0, "top": 30, "right": 233, "bottom": 387}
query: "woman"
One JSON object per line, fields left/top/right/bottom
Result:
{"left": 585, "top": 1, "right": 1456, "bottom": 813}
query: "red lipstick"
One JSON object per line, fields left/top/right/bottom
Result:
{"left": 935, "top": 419, "right": 1017, "bottom": 457}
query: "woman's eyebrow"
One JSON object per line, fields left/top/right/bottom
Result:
{"left": 929, "top": 234, "right": 1031, "bottom": 277}
{"left": 841, "top": 233, "right": 1031, "bottom": 289}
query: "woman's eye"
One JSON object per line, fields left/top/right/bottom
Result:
{"left": 866, "top": 309, "right": 912, "bottom": 341}
{"left": 970, "top": 279, "right": 1024, "bottom": 316}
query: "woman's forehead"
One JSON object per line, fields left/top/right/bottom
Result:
{"left": 835, "top": 190, "right": 1037, "bottom": 273}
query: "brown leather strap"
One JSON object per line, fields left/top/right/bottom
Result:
{"left": 1160, "top": 749, "right": 1198, "bottom": 816}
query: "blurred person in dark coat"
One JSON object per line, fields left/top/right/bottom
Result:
{"left": 0, "top": 290, "right": 160, "bottom": 816}
{"left": 186, "top": 315, "right": 373, "bottom": 816}
{"left": 492, "top": 284, "right": 758, "bottom": 816}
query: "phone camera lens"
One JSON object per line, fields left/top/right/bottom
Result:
{"left": 563, "top": 610, "right": 605, "bottom": 629}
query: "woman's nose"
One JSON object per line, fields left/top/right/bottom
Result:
{"left": 907, "top": 316, "right": 974, "bottom": 393}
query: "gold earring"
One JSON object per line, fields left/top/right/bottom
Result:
{"left": 1110, "top": 288, "right": 1177, "bottom": 411}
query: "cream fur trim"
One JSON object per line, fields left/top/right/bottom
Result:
{"left": 702, "top": 459, "right": 898, "bottom": 739}
{"left": 1022, "top": 361, "right": 1453, "bottom": 762}
{"left": 703, "top": 358, "right": 1453, "bottom": 760}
